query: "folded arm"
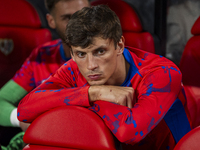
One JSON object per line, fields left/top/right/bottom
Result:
{"left": 89, "top": 66, "right": 182, "bottom": 144}
{"left": 17, "top": 75, "right": 91, "bottom": 122}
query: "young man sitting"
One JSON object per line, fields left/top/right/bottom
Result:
{"left": 18, "top": 5, "right": 191, "bottom": 150}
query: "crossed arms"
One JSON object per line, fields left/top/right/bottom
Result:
{"left": 17, "top": 61, "right": 182, "bottom": 144}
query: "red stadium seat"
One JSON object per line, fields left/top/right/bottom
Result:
{"left": 23, "top": 106, "right": 119, "bottom": 150}
{"left": 174, "top": 125, "right": 200, "bottom": 150}
{"left": 179, "top": 16, "right": 200, "bottom": 128}
{"left": 91, "top": 0, "right": 155, "bottom": 54}
{"left": 0, "top": 0, "right": 52, "bottom": 88}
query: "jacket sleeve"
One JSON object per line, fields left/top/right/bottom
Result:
{"left": 0, "top": 80, "right": 27, "bottom": 126}
{"left": 12, "top": 47, "right": 38, "bottom": 92}
{"left": 89, "top": 66, "right": 182, "bottom": 144}
{"left": 17, "top": 63, "right": 91, "bottom": 123}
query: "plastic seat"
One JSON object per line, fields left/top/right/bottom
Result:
{"left": 23, "top": 106, "right": 119, "bottom": 150}
{"left": 179, "top": 16, "right": 200, "bottom": 128}
{"left": 91, "top": 0, "right": 155, "bottom": 54}
{"left": 174, "top": 125, "right": 200, "bottom": 150}
{"left": 0, "top": 0, "right": 52, "bottom": 88}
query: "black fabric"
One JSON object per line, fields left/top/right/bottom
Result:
{"left": 0, "top": 126, "right": 22, "bottom": 146}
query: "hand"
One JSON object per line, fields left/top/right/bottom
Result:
{"left": 19, "top": 121, "right": 30, "bottom": 132}
{"left": 89, "top": 85, "right": 135, "bottom": 108}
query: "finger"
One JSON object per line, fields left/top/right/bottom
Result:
{"left": 130, "top": 89, "right": 134, "bottom": 102}
{"left": 127, "top": 96, "right": 133, "bottom": 109}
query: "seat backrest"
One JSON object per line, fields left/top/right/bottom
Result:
{"left": 91, "top": 0, "right": 155, "bottom": 54}
{"left": 179, "top": 16, "right": 200, "bottom": 87}
{"left": 179, "top": 16, "right": 200, "bottom": 128}
{"left": 174, "top": 125, "right": 200, "bottom": 150}
{"left": 23, "top": 106, "right": 118, "bottom": 150}
{"left": 183, "top": 85, "right": 200, "bottom": 128}
{"left": 0, "top": 0, "right": 52, "bottom": 88}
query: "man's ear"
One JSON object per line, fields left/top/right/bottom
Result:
{"left": 46, "top": 13, "right": 56, "bottom": 29}
{"left": 117, "top": 36, "right": 125, "bottom": 55}
{"left": 70, "top": 50, "right": 75, "bottom": 61}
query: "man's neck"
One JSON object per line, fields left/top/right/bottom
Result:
{"left": 109, "top": 54, "right": 130, "bottom": 86}
{"left": 122, "top": 55, "right": 130, "bottom": 84}
{"left": 125, "top": 57, "right": 130, "bottom": 76}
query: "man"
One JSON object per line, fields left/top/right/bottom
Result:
{"left": 0, "top": 0, "right": 90, "bottom": 148}
{"left": 18, "top": 5, "right": 191, "bottom": 150}
{"left": 166, "top": 0, "right": 200, "bottom": 65}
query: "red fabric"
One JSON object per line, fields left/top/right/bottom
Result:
{"left": 179, "top": 16, "right": 200, "bottom": 128}
{"left": 91, "top": 0, "right": 155, "bottom": 53}
{"left": 12, "top": 39, "right": 67, "bottom": 92}
{"left": 23, "top": 106, "right": 116, "bottom": 150}
{"left": 18, "top": 47, "right": 191, "bottom": 149}
{"left": 0, "top": 0, "right": 52, "bottom": 88}
{"left": 174, "top": 126, "right": 200, "bottom": 150}
{"left": 0, "top": 0, "right": 41, "bottom": 28}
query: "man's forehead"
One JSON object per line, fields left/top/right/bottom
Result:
{"left": 53, "top": 0, "right": 89, "bottom": 14}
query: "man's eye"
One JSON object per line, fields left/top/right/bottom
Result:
{"left": 77, "top": 52, "right": 85, "bottom": 58}
{"left": 62, "top": 15, "right": 71, "bottom": 21}
{"left": 66, "top": 16, "right": 71, "bottom": 20}
{"left": 97, "top": 49, "right": 105, "bottom": 55}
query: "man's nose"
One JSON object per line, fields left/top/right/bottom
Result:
{"left": 87, "top": 55, "right": 98, "bottom": 70}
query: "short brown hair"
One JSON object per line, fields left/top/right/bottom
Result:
{"left": 65, "top": 5, "right": 122, "bottom": 49}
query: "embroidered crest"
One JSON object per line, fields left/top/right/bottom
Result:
{"left": 0, "top": 39, "right": 14, "bottom": 55}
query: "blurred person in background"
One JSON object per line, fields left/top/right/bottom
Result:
{"left": 0, "top": 0, "right": 90, "bottom": 149}
{"left": 166, "top": 0, "right": 200, "bottom": 65}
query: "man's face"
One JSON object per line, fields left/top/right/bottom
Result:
{"left": 52, "top": 0, "right": 90, "bottom": 41}
{"left": 71, "top": 37, "right": 124, "bottom": 86}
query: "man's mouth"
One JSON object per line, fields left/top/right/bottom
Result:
{"left": 88, "top": 74, "right": 101, "bottom": 80}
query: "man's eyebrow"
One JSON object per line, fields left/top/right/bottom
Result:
{"left": 93, "top": 45, "right": 108, "bottom": 52}
{"left": 89, "top": 44, "right": 107, "bottom": 50}
{"left": 72, "top": 49, "right": 84, "bottom": 53}
{"left": 72, "top": 45, "right": 108, "bottom": 53}
{"left": 95, "top": 45, "right": 107, "bottom": 50}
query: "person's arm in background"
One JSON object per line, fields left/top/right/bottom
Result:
{"left": 17, "top": 61, "right": 91, "bottom": 123}
{"left": 166, "top": 5, "right": 184, "bottom": 66}
{"left": 0, "top": 47, "right": 38, "bottom": 130}
{"left": 166, "top": 1, "right": 200, "bottom": 66}
{"left": 0, "top": 80, "right": 27, "bottom": 127}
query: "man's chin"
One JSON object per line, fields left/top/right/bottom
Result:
{"left": 88, "top": 80, "right": 105, "bottom": 86}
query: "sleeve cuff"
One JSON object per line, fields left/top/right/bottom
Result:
{"left": 10, "top": 108, "right": 20, "bottom": 127}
